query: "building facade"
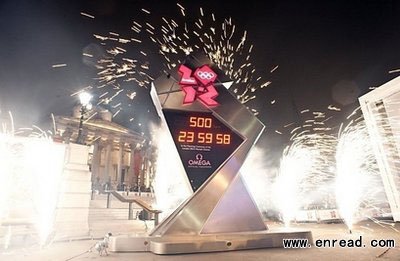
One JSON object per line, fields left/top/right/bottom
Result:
{"left": 54, "top": 105, "right": 153, "bottom": 191}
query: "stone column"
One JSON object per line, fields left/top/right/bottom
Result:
{"left": 104, "top": 141, "right": 113, "bottom": 185}
{"left": 139, "top": 149, "right": 145, "bottom": 188}
{"left": 117, "top": 142, "right": 124, "bottom": 186}
{"left": 91, "top": 140, "right": 101, "bottom": 182}
{"left": 129, "top": 143, "right": 137, "bottom": 187}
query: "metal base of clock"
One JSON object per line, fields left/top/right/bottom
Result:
{"left": 108, "top": 229, "right": 313, "bottom": 254}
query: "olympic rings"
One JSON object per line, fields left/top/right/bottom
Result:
{"left": 196, "top": 71, "right": 215, "bottom": 80}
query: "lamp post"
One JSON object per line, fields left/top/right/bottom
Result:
{"left": 77, "top": 91, "right": 92, "bottom": 144}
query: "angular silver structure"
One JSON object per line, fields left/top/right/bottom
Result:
{"left": 109, "top": 55, "right": 312, "bottom": 254}
{"left": 359, "top": 76, "right": 400, "bottom": 221}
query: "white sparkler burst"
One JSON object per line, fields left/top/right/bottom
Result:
{"left": 274, "top": 128, "right": 337, "bottom": 226}
{"left": 335, "top": 109, "right": 387, "bottom": 230}
{"left": 274, "top": 145, "right": 313, "bottom": 226}
{"left": 0, "top": 114, "right": 65, "bottom": 248}
{"left": 275, "top": 108, "right": 389, "bottom": 227}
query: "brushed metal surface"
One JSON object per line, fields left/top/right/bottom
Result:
{"left": 108, "top": 234, "right": 151, "bottom": 252}
{"left": 201, "top": 174, "right": 266, "bottom": 234}
{"left": 109, "top": 230, "right": 313, "bottom": 254}
{"left": 149, "top": 230, "right": 313, "bottom": 254}
{"left": 149, "top": 55, "right": 267, "bottom": 237}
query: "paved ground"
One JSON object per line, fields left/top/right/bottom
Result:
{"left": 1, "top": 221, "right": 400, "bottom": 260}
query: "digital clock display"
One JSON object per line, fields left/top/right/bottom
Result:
{"left": 177, "top": 116, "right": 232, "bottom": 145}
{"left": 163, "top": 109, "right": 244, "bottom": 191}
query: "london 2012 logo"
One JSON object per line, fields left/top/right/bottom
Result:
{"left": 188, "top": 153, "right": 212, "bottom": 168}
{"left": 178, "top": 64, "right": 219, "bottom": 106}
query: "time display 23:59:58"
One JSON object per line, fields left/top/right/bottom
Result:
{"left": 177, "top": 131, "right": 231, "bottom": 144}
{"left": 177, "top": 116, "right": 231, "bottom": 145}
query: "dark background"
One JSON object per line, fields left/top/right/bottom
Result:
{"left": 1, "top": 0, "right": 400, "bottom": 163}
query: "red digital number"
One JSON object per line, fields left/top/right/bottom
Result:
{"left": 216, "top": 134, "right": 231, "bottom": 144}
{"left": 189, "top": 117, "right": 212, "bottom": 128}
{"left": 216, "top": 134, "right": 223, "bottom": 144}
{"left": 187, "top": 131, "right": 194, "bottom": 143}
{"left": 206, "top": 133, "right": 213, "bottom": 144}
{"left": 204, "top": 118, "right": 212, "bottom": 128}
{"left": 178, "top": 131, "right": 195, "bottom": 143}
{"left": 178, "top": 131, "right": 186, "bottom": 142}
{"left": 198, "top": 132, "right": 205, "bottom": 143}
{"left": 189, "top": 117, "right": 196, "bottom": 127}
{"left": 223, "top": 134, "right": 231, "bottom": 144}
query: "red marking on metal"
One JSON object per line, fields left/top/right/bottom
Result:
{"left": 178, "top": 65, "right": 197, "bottom": 85}
{"left": 182, "top": 86, "right": 197, "bottom": 104}
{"left": 198, "top": 85, "right": 219, "bottom": 107}
{"left": 178, "top": 64, "right": 219, "bottom": 106}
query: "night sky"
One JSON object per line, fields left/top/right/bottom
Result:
{"left": 1, "top": 0, "right": 400, "bottom": 162}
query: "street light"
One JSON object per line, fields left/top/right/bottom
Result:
{"left": 77, "top": 91, "right": 92, "bottom": 144}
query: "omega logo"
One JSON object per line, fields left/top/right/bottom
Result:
{"left": 188, "top": 153, "right": 211, "bottom": 167}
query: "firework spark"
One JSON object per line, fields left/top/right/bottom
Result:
{"left": 90, "top": 4, "right": 273, "bottom": 116}
{"left": 80, "top": 12, "right": 95, "bottom": 19}
{"left": 51, "top": 63, "right": 67, "bottom": 68}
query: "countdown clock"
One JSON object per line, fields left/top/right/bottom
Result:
{"left": 111, "top": 54, "right": 312, "bottom": 255}
{"left": 163, "top": 109, "right": 244, "bottom": 191}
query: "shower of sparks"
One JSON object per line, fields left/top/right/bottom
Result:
{"left": 146, "top": 7, "right": 272, "bottom": 108}
{"left": 274, "top": 106, "right": 390, "bottom": 227}
{"left": 93, "top": 26, "right": 153, "bottom": 107}
{"left": 92, "top": 4, "right": 273, "bottom": 116}
{"left": 0, "top": 114, "right": 65, "bottom": 248}
{"left": 335, "top": 108, "right": 386, "bottom": 230}
{"left": 274, "top": 124, "right": 337, "bottom": 226}
{"left": 273, "top": 110, "right": 339, "bottom": 225}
